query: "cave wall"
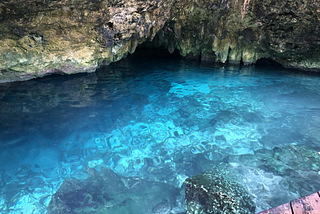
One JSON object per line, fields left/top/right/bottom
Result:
{"left": 153, "top": 0, "right": 320, "bottom": 68}
{"left": 0, "top": 0, "right": 320, "bottom": 82}
{"left": 0, "top": 0, "right": 175, "bottom": 82}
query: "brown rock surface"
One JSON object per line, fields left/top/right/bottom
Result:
{"left": 0, "top": 0, "right": 320, "bottom": 82}
{"left": 0, "top": 0, "right": 175, "bottom": 82}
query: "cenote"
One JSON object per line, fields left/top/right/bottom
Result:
{"left": 1, "top": 48, "right": 320, "bottom": 213}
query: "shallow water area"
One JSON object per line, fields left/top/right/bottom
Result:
{"left": 1, "top": 49, "right": 320, "bottom": 213}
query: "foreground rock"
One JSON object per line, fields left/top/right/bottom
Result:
{"left": 0, "top": 0, "right": 320, "bottom": 82}
{"left": 185, "top": 166, "right": 256, "bottom": 214}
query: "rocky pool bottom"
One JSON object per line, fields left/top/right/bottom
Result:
{"left": 0, "top": 50, "right": 320, "bottom": 213}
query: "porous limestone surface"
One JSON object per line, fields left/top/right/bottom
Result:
{"left": 0, "top": 0, "right": 320, "bottom": 82}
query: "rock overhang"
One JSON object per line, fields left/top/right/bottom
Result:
{"left": 0, "top": 0, "right": 319, "bottom": 83}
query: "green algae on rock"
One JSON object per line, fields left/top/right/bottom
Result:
{"left": 185, "top": 165, "right": 256, "bottom": 214}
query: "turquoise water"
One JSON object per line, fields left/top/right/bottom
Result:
{"left": 1, "top": 49, "right": 320, "bottom": 213}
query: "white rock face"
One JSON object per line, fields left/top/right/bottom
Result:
{"left": 88, "top": 159, "right": 104, "bottom": 168}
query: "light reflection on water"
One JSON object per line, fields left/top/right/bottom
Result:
{"left": 1, "top": 51, "right": 320, "bottom": 213}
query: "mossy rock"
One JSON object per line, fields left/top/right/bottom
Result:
{"left": 185, "top": 165, "right": 255, "bottom": 214}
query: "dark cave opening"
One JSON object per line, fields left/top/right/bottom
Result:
{"left": 255, "top": 58, "right": 284, "bottom": 69}
{"left": 106, "top": 47, "right": 320, "bottom": 78}
{"left": 126, "top": 46, "right": 182, "bottom": 62}
{"left": 125, "top": 47, "right": 286, "bottom": 71}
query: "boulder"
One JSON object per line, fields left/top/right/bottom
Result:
{"left": 185, "top": 165, "right": 255, "bottom": 214}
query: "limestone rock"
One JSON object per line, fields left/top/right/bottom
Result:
{"left": 185, "top": 165, "right": 256, "bottom": 214}
{"left": 0, "top": 0, "right": 320, "bottom": 82}
{"left": 152, "top": 0, "right": 320, "bottom": 68}
{"left": 0, "top": 0, "right": 175, "bottom": 82}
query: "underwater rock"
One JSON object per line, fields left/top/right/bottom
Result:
{"left": 152, "top": 199, "right": 171, "bottom": 214}
{"left": 47, "top": 167, "right": 181, "bottom": 214}
{"left": 226, "top": 144, "right": 320, "bottom": 211}
{"left": 185, "top": 166, "right": 255, "bottom": 214}
{"left": 232, "top": 145, "right": 320, "bottom": 176}
{"left": 87, "top": 159, "right": 104, "bottom": 168}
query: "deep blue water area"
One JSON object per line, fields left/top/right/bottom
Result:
{"left": 1, "top": 49, "right": 320, "bottom": 213}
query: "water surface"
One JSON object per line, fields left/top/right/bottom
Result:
{"left": 1, "top": 50, "right": 320, "bottom": 213}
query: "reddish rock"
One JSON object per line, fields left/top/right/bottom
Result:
{"left": 257, "top": 202, "right": 292, "bottom": 214}
{"left": 291, "top": 192, "right": 320, "bottom": 214}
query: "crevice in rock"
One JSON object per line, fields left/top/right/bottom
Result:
{"left": 198, "top": 51, "right": 202, "bottom": 65}
{"left": 225, "top": 46, "right": 232, "bottom": 66}
{"left": 256, "top": 58, "right": 284, "bottom": 69}
{"left": 125, "top": 46, "right": 182, "bottom": 62}
{"left": 239, "top": 56, "right": 244, "bottom": 70}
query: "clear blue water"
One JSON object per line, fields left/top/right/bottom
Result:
{"left": 1, "top": 50, "right": 320, "bottom": 213}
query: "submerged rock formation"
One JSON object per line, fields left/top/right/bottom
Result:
{"left": 185, "top": 165, "right": 256, "bottom": 214}
{"left": 48, "top": 167, "right": 182, "bottom": 214}
{"left": 0, "top": 0, "right": 320, "bottom": 82}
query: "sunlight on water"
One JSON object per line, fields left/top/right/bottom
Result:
{"left": 1, "top": 51, "right": 320, "bottom": 213}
